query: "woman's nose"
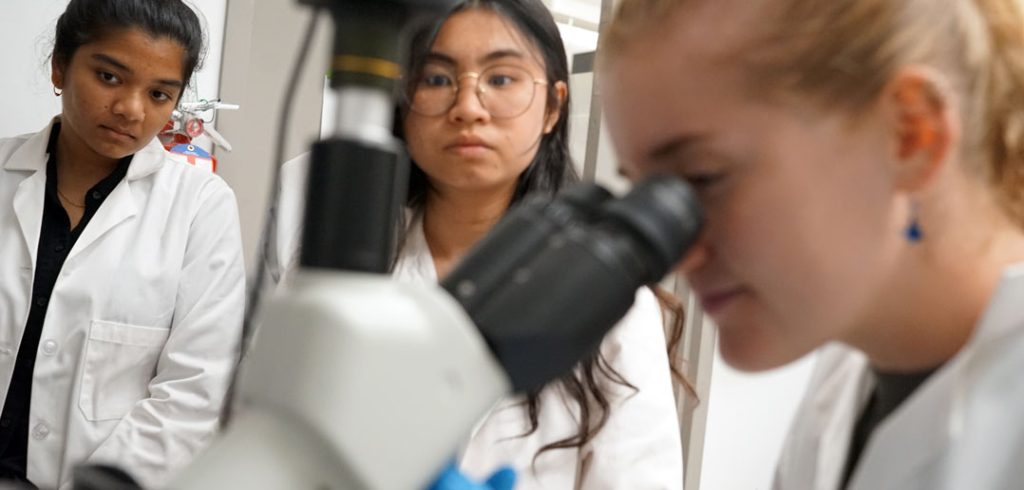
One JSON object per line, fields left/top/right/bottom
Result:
{"left": 112, "top": 91, "right": 145, "bottom": 122}
{"left": 448, "top": 76, "right": 490, "bottom": 124}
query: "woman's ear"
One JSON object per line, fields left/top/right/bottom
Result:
{"left": 882, "top": 66, "right": 960, "bottom": 192}
{"left": 544, "top": 80, "right": 568, "bottom": 134}
{"left": 51, "top": 56, "right": 65, "bottom": 90}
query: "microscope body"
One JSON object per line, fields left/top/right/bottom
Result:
{"left": 172, "top": 271, "right": 508, "bottom": 489}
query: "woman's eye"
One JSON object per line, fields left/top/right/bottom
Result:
{"left": 686, "top": 173, "right": 725, "bottom": 188}
{"left": 488, "top": 75, "right": 513, "bottom": 87}
{"left": 422, "top": 74, "right": 453, "bottom": 88}
{"left": 97, "top": 71, "right": 120, "bottom": 84}
{"left": 151, "top": 91, "right": 172, "bottom": 103}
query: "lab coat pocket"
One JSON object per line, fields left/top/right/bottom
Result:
{"left": 78, "top": 320, "right": 170, "bottom": 422}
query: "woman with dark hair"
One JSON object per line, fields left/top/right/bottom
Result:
{"left": 275, "top": 0, "right": 685, "bottom": 487}
{"left": 395, "top": 2, "right": 684, "bottom": 487}
{"left": 0, "top": 0, "right": 244, "bottom": 487}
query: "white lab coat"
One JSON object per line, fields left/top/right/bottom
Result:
{"left": 0, "top": 120, "right": 245, "bottom": 488}
{"left": 774, "top": 263, "right": 1024, "bottom": 490}
{"left": 273, "top": 154, "right": 684, "bottom": 489}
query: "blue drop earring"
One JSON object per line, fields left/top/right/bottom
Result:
{"left": 905, "top": 201, "right": 923, "bottom": 243}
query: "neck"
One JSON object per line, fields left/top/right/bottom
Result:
{"left": 422, "top": 183, "right": 516, "bottom": 278}
{"left": 851, "top": 220, "right": 1024, "bottom": 372}
{"left": 56, "top": 122, "right": 121, "bottom": 192}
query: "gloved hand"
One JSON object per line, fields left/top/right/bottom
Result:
{"left": 427, "top": 461, "right": 516, "bottom": 490}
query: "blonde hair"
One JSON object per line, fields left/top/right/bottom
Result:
{"left": 601, "top": 0, "right": 1024, "bottom": 225}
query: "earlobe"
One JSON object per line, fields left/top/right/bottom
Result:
{"left": 885, "top": 67, "right": 959, "bottom": 192}
{"left": 51, "top": 57, "right": 64, "bottom": 90}
{"left": 544, "top": 80, "right": 569, "bottom": 134}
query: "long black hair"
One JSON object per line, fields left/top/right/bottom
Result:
{"left": 395, "top": 0, "right": 680, "bottom": 463}
{"left": 53, "top": 0, "right": 205, "bottom": 98}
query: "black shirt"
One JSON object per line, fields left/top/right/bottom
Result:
{"left": 0, "top": 124, "right": 131, "bottom": 481}
{"left": 841, "top": 366, "right": 938, "bottom": 489}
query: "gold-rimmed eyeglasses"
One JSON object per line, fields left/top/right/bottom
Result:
{"left": 406, "top": 65, "right": 548, "bottom": 119}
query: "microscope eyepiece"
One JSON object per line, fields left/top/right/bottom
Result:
{"left": 442, "top": 175, "right": 703, "bottom": 392}
{"left": 603, "top": 176, "right": 704, "bottom": 282}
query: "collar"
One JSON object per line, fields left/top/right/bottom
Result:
{"left": 125, "top": 131, "right": 166, "bottom": 181}
{"left": 963, "top": 262, "right": 1024, "bottom": 348}
{"left": 4, "top": 117, "right": 58, "bottom": 172}
{"left": 392, "top": 208, "right": 439, "bottom": 285}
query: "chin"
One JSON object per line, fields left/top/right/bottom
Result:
{"left": 91, "top": 140, "right": 140, "bottom": 161}
{"left": 717, "top": 331, "right": 796, "bottom": 373}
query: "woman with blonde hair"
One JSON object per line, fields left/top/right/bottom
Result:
{"left": 588, "top": 0, "right": 1024, "bottom": 488}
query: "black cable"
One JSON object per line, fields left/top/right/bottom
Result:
{"left": 222, "top": 8, "right": 322, "bottom": 424}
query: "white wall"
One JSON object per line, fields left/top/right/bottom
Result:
{"left": 188, "top": 0, "right": 227, "bottom": 104}
{"left": 699, "top": 351, "right": 816, "bottom": 489}
{"left": 0, "top": 0, "right": 227, "bottom": 138}
{"left": 0, "top": 0, "right": 72, "bottom": 137}
{"left": 214, "top": 1, "right": 330, "bottom": 270}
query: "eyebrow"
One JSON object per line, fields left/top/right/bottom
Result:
{"left": 424, "top": 49, "right": 527, "bottom": 67}
{"left": 92, "top": 53, "right": 184, "bottom": 89}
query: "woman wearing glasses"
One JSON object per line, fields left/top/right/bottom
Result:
{"left": 274, "top": 0, "right": 685, "bottom": 487}
{"left": 398, "top": 1, "right": 683, "bottom": 488}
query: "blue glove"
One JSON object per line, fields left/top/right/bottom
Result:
{"left": 427, "top": 461, "right": 516, "bottom": 490}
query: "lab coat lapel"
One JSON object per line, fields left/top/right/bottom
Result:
{"left": 812, "top": 355, "right": 872, "bottom": 490}
{"left": 848, "top": 368, "right": 954, "bottom": 489}
{"left": 12, "top": 172, "right": 46, "bottom": 267}
{"left": 66, "top": 178, "right": 137, "bottom": 262}
{"left": 66, "top": 138, "right": 165, "bottom": 262}
{"left": 124, "top": 137, "right": 165, "bottom": 181}
{"left": 7, "top": 122, "right": 55, "bottom": 265}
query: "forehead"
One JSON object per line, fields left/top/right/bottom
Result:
{"left": 74, "top": 27, "right": 186, "bottom": 81}
{"left": 429, "top": 9, "right": 542, "bottom": 66}
{"left": 599, "top": 0, "right": 768, "bottom": 164}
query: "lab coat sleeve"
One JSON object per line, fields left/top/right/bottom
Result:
{"left": 268, "top": 152, "right": 309, "bottom": 285}
{"left": 577, "top": 289, "right": 685, "bottom": 490}
{"left": 82, "top": 179, "right": 246, "bottom": 487}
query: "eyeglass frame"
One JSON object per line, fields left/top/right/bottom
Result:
{"left": 404, "top": 65, "right": 550, "bottom": 119}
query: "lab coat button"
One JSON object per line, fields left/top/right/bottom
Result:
{"left": 91, "top": 191, "right": 102, "bottom": 200}
{"left": 41, "top": 340, "right": 58, "bottom": 356}
{"left": 31, "top": 423, "right": 49, "bottom": 440}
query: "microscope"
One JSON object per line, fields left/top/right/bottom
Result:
{"left": 83, "top": 1, "right": 703, "bottom": 488}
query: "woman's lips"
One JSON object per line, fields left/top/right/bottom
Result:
{"left": 446, "top": 142, "right": 492, "bottom": 157}
{"left": 100, "top": 125, "right": 136, "bottom": 142}
{"left": 698, "top": 287, "right": 746, "bottom": 315}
